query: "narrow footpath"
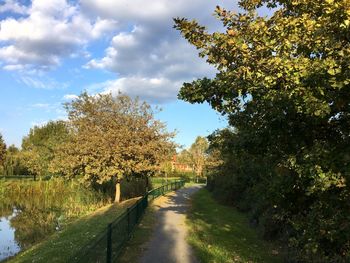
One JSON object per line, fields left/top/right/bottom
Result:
{"left": 139, "top": 185, "right": 201, "bottom": 263}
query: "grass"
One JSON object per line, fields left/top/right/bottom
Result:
{"left": 8, "top": 198, "right": 139, "bottom": 263}
{"left": 187, "top": 188, "right": 282, "bottom": 263}
{"left": 1, "top": 178, "right": 108, "bottom": 215}
{"left": 150, "top": 177, "right": 180, "bottom": 188}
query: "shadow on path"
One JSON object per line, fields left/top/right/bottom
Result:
{"left": 139, "top": 186, "right": 202, "bottom": 263}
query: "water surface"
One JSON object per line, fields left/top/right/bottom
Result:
{"left": 0, "top": 211, "right": 21, "bottom": 261}
{"left": 0, "top": 195, "right": 65, "bottom": 261}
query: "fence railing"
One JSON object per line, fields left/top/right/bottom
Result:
{"left": 71, "top": 179, "right": 185, "bottom": 263}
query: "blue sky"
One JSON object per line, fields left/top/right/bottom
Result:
{"left": 0, "top": 0, "right": 243, "bottom": 148}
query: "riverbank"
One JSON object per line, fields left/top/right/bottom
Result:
{"left": 7, "top": 198, "right": 139, "bottom": 263}
{"left": 1, "top": 177, "right": 183, "bottom": 262}
{"left": 0, "top": 178, "right": 109, "bottom": 261}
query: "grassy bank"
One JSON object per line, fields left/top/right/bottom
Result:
{"left": 8, "top": 198, "right": 138, "bottom": 263}
{"left": 187, "top": 189, "right": 282, "bottom": 263}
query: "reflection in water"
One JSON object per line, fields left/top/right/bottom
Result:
{"left": 0, "top": 197, "right": 63, "bottom": 261}
{"left": 0, "top": 211, "right": 21, "bottom": 261}
{"left": 0, "top": 180, "right": 105, "bottom": 262}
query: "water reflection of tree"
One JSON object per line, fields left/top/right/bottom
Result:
{"left": 10, "top": 208, "right": 58, "bottom": 248}
{"left": 0, "top": 179, "right": 104, "bottom": 250}
{"left": 1, "top": 194, "right": 63, "bottom": 249}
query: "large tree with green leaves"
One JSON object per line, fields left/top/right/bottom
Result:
{"left": 52, "top": 93, "right": 175, "bottom": 203}
{"left": 175, "top": 0, "right": 350, "bottom": 261}
{"left": 22, "top": 121, "right": 70, "bottom": 179}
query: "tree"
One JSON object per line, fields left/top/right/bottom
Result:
{"left": 176, "top": 149, "right": 192, "bottom": 166}
{"left": 53, "top": 93, "right": 175, "bottom": 203}
{"left": 188, "top": 136, "right": 209, "bottom": 176}
{"left": 174, "top": 0, "right": 350, "bottom": 261}
{"left": 22, "top": 121, "right": 70, "bottom": 179}
{"left": 0, "top": 133, "right": 6, "bottom": 168}
{"left": 2, "top": 145, "right": 29, "bottom": 176}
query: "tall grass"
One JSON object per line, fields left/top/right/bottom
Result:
{"left": 0, "top": 178, "right": 109, "bottom": 222}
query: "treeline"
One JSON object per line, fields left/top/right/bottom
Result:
{"left": 0, "top": 93, "right": 175, "bottom": 202}
{"left": 175, "top": 0, "right": 350, "bottom": 262}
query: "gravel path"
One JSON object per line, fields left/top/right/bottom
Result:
{"left": 139, "top": 185, "right": 201, "bottom": 263}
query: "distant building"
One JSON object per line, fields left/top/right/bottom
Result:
{"left": 171, "top": 155, "right": 193, "bottom": 172}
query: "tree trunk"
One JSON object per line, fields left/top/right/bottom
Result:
{"left": 115, "top": 180, "right": 121, "bottom": 203}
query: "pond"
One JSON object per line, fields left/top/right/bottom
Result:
{"left": 0, "top": 195, "right": 68, "bottom": 261}
{"left": 0, "top": 179, "right": 105, "bottom": 262}
{"left": 0, "top": 210, "right": 21, "bottom": 261}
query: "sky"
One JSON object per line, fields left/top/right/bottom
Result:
{"left": 0, "top": 0, "right": 242, "bottom": 148}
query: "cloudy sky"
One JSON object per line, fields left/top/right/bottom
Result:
{"left": 0, "top": 0, "right": 241, "bottom": 148}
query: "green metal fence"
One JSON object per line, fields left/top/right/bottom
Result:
{"left": 70, "top": 179, "right": 185, "bottom": 263}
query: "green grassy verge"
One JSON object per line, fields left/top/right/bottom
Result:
{"left": 8, "top": 198, "right": 138, "bottom": 263}
{"left": 187, "top": 189, "right": 282, "bottom": 263}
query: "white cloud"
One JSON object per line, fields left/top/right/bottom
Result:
{"left": 2, "top": 64, "right": 25, "bottom": 71}
{"left": 32, "top": 103, "right": 50, "bottom": 109}
{"left": 92, "top": 77, "right": 182, "bottom": 103}
{"left": 0, "top": 0, "right": 29, "bottom": 14}
{"left": 19, "top": 76, "right": 69, "bottom": 90}
{"left": 82, "top": 0, "right": 237, "bottom": 102}
{"left": 0, "top": 0, "right": 117, "bottom": 70}
{"left": 63, "top": 94, "right": 78, "bottom": 100}
{"left": 0, "top": 0, "right": 240, "bottom": 103}
{"left": 30, "top": 120, "right": 48, "bottom": 127}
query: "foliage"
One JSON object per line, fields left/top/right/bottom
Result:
{"left": 2, "top": 145, "right": 30, "bottom": 176}
{"left": 176, "top": 149, "right": 192, "bottom": 165}
{"left": 21, "top": 121, "right": 70, "bottom": 178}
{"left": 189, "top": 136, "right": 209, "bottom": 176}
{"left": 176, "top": 136, "right": 209, "bottom": 176}
{"left": 0, "top": 133, "right": 6, "bottom": 168}
{"left": 51, "top": 93, "right": 175, "bottom": 201}
{"left": 187, "top": 189, "right": 282, "bottom": 263}
{"left": 175, "top": 0, "right": 350, "bottom": 261}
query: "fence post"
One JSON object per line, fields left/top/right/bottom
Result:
{"left": 106, "top": 224, "right": 112, "bottom": 263}
{"left": 136, "top": 201, "right": 140, "bottom": 222}
{"left": 127, "top": 207, "right": 130, "bottom": 235}
{"left": 145, "top": 193, "right": 148, "bottom": 209}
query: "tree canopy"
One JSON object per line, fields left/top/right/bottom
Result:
{"left": 176, "top": 136, "right": 209, "bottom": 176}
{"left": 52, "top": 92, "right": 175, "bottom": 202}
{"left": 21, "top": 120, "right": 70, "bottom": 178}
{"left": 2, "top": 145, "right": 29, "bottom": 176}
{"left": 175, "top": 0, "right": 350, "bottom": 261}
{"left": 188, "top": 136, "right": 209, "bottom": 176}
